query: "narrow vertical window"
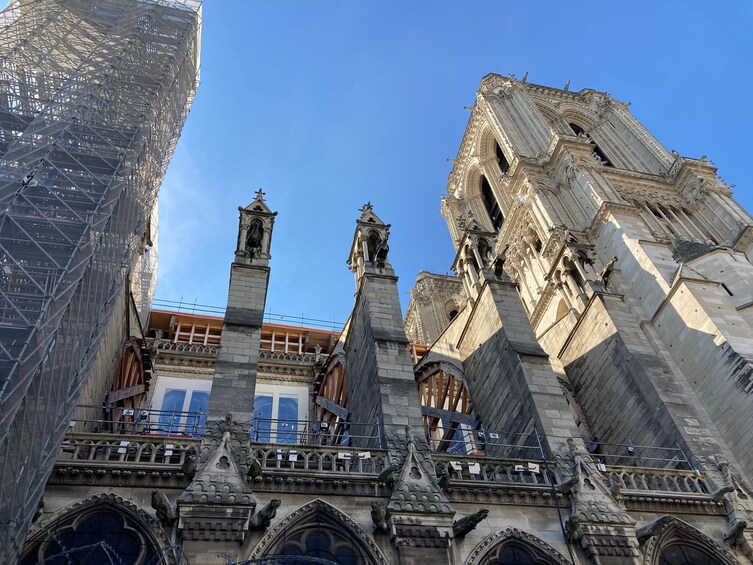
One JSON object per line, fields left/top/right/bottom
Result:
{"left": 481, "top": 175, "right": 504, "bottom": 232}
{"left": 495, "top": 141, "right": 510, "bottom": 173}
{"left": 569, "top": 122, "right": 612, "bottom": 166}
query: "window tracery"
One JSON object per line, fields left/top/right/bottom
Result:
{"left": 465, "top": 527, "right": 571, "bottom": 565}
{"left": 250, "top": 499, "right": 388, "bottom": 565}
{"left": 22, "top": 500, "right": 160, "bottom": 565}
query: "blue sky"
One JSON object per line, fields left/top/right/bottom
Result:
{"left": 156, "top": 0, "right": 753, "bottom": 327}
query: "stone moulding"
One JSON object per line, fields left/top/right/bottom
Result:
{"left": 639, "top": 516, "right": 739, "bottom": 565}
{"left": 464, "top": 526, "right": 571, "bottom": 565}
{"left": 248, "top": 498, "right": 390, "bottom": 564}
{"left": 26, "top": 492, "right": 173, "bottom": 562}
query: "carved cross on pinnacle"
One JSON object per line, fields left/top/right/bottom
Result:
{"left": 359, "top": 201, "right": 373, "bottom": 214}
{"left": 255, "top": 188, "right": 266, "bottom": 200}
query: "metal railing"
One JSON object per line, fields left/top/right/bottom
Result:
{"left": 152, "top": 298, "right": 345, "bottom": 331}
{"left": 586, "top": 441, "right": 693, "bottom": 470}
{"left": 427, "top": 428, "right": 544, "bottom": 461}
{"left": 69, "top": 404, "right": 207, "bottom": 438}
{"left": 250, "top": 418, "right": 382, "bottom": 448}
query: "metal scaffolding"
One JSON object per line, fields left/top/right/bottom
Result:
{"left": 0, "top": 0, "right": 201, "bottom": 559}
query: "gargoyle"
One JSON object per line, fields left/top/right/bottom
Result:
{"left": 453, "top": 508, "right": 489, "bottom": 537}
{"left": 151, "top": 489, "right": 176, "bottom": 525}
{"left": 371, "top": 501, "right": 388, "bottom": 533}
{"left": 251, "top": 499, "right": 281, "bottom": 530}
{"left": 377, "top": 464, "right": 399, "bottom": 488}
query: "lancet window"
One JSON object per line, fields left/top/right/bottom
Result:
{"left": 481, "top": 175, "right": 504, "bottom": 232}
{"left": 569, "top": 122, "right": 612, "bottom": 166}
{"left": 416, "top": 363, "right": 481, "bottom": 454}
{"left": 495, "top": 141, "right": 510, "bottom": 174}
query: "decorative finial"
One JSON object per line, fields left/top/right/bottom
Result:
{"left": 255, "top": 188, "right": 266, "bottom": 200}
{"left": 522, "top": 71, "right": 528, "bottom": 83}
{"left": 359, "top": 201, "right": 373, "bottom": 214}
{"left": 564, "top": 80, "right": 570, "bottom": 91}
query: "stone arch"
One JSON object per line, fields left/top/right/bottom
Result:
{"left": 465, "top": 527, "right": 571, "bottom": 565}
{"left": 22, "top": 492, "right": 170, "bottom": 565}
{"left": 534, "top": 101, "right": 570, "bottom": 136}
{"left": 641, "top": 516, "right": 739, "bottom": 565}
{"left": 248, "top": 498, "right": 389, "bottom": 565}
{"left": 560, "top": 106, "right": 598, "bottom": 131}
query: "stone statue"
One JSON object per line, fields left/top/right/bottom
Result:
{"left": 371, "top": 501, "right": 388, "bottom": 533}
{"left": 453, "top": 508, "right": 489, "bottom": 537}
{"left": 438, "top": 466, "right": 451, "bottom": 489}
{"left": 181, "top": 450, "right": 196, "bottom": 478}
{"left": 246, "top": 221, "right": 263, "bottom": 258}
{"left": 636, "top": 515, "right": 673, "bottom": 544}
{"left": 599, "top": 256, "right": 618, "bottom": 289}
{"left": 375, "top": 238, "right": 389, "bottom": 268}
{"left": 377, "top": 464, "right": 399, "bottom": 488}
{"left": 251, "top": 499, "right": 281, "bottom": 530}
{"left": 493, "top": 244, "right": 509, "bottom": 278}
{"left": 246, "top": 454, "right": 263, "bottom": 481}
{"left": 151, "top": 489, "right": 176, "bottom": 524}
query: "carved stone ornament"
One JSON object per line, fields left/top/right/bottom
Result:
{"left": 387, "top": 426, "right": 454, "bottom": 515}
{"left": 26, "top": 492, "right": 172, "bottom": 557}
{"left": 639, "top": 516, "right": 739, "bottom": 565}
{"left": 465, "top": 527, "right": 572, "bottom": 565}
{"left": 248, "top": 498, "right": 390, "bottom": 564}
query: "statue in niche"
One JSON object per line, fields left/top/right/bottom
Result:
{"left": 477, "top": 238, "right": 493, "bottom": 267}
{"left": 246, "top": 220, "right": 263, "bottom": 258}
{"left": 366, "top": 232, "right": 380, "bottom": 262}
{"left": 375, "top": 237, "right": 389, "bottom": 267}
{"left": 493, "top": 244, "right": 509, "bottom": 277}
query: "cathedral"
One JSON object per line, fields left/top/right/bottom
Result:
{"left": 19, "top": 72, "right": 753, "bottom": 564}
{"left": 5, "top": 2, "right": 753, "bottom": 563}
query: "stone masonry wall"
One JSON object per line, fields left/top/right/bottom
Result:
{"left": 345, "top": 271, "right": 424, "bottom": 447}
{"left": 459, "top": 280, "right": 580, "bottom": 458}
{"left": 208, "top": 263, "right": 269, "bottom": 423}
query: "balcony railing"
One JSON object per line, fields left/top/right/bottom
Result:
{"left": 250, "top": 444, "right": 390, "bottom": 477}
{"left": 56, "top": 433, "right": 198, "bottom": 468}
{"left": 433, "top": 453, "right": 554, "bottom": 487}
{"left": 603, "top": 465, "right": 709, "bottom": 495}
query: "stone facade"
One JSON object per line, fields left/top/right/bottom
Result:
{"left": 20, "top": 76, "right": 753, "bottom": 565}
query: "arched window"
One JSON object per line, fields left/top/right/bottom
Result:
{"left": 467, "top": 528, "right": 571, "bottom": 565}
{"left": 495, "top": 141, "right": 510, "bottom": 174}
{"left": 250, "top": 499, "right": 388, "bottom": 565}
{"left": 22, "top": 505, "right": 159, "bottom": 565}
{"left": 641, "top": 517, "right": 739, "bottom": 565}
{"left": 569, "top": 122, "right": 612, "bottom": 166}
{"left": 481, "top": 175, "right": 504, "bottom": 232}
